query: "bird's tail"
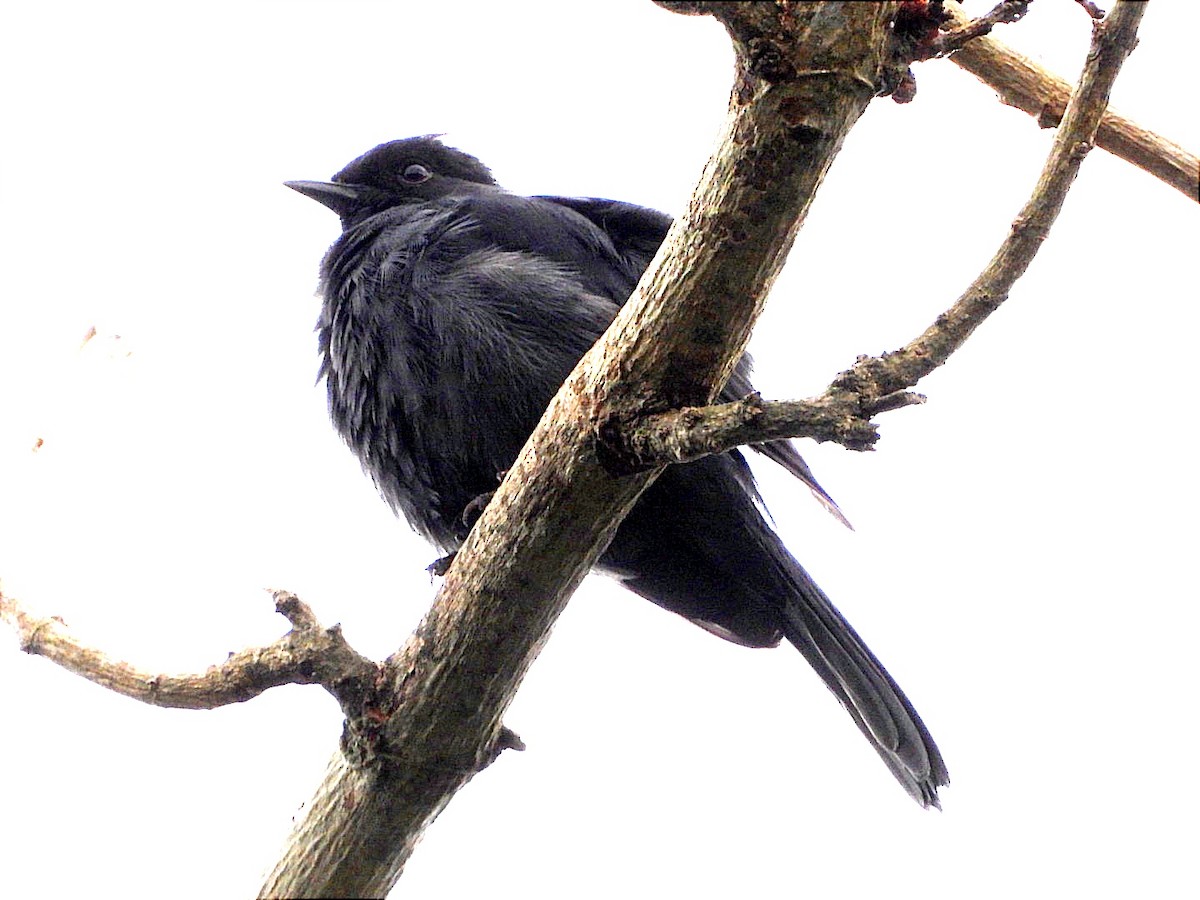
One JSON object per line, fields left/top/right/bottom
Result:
{"left": 779, "top": 564, "right": 948, "bottom": 808}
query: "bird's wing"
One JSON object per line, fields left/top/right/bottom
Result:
{"left": 541, "top": 196, "right": 849, "bottom": 527}
{"left": 321, "top": 199, "right": 623, "bottom": 548}
{"left": 723, "top": 357, "right": 852, "bottom": 529}
{"left": 536, "top": 196, "right": 671, "bottom": 275}
{"left": 750, "top": 441, "right": 851, "bottom": 528}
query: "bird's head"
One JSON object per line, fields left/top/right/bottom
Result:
{"left": 285, "top": 135, "right": 497, "bottom": 225}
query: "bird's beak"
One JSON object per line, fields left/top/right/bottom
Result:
{"left": 284, "top": 180, "right": 367, "bottom": 218}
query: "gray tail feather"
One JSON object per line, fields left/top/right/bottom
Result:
{"left": 780, "top": 565, "right": 949, "bottom": 808}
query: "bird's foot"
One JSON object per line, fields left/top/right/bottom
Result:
{"left": 427, "top": 552, "right": 456, "bottom": 577}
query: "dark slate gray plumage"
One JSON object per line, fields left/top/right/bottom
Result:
{"left": 287, "top": 136, "right": 948, "bottom": 807}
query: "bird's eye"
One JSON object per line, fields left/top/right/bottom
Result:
{"left": 402, "top": 164, "right": 432, "bottom": 184}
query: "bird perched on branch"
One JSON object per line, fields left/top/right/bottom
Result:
{"left": 287, "top": 135, "right": 948, "bottom": 806}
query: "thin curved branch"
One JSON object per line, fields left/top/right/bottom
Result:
{"left": 0, "top": 588, "right": 380, "bottom": 716}
{"left": 848, "top": 0, "right": 1147, "bottom": 394}
{"left": 605, "top": 1, "right": 1147, "bottom": 470}
{"left": 942, "top": 0, "right": 1198, "bottom": 201}
{"left": 928, "top": 0, "right": 1032, "bottom": 57}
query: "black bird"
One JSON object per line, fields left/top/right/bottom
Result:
{"left": 287, "top": 136, "right": 948, "bottom": 806}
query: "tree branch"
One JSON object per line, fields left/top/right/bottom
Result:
{"left": 259, "top": 4, "right": 904, "bottom": 897}
{"left": 601, "top": 1, "right": 1146, "bottom": 471}
{"left": 928, "top": 0, "right": 1032, "bottom": 58}
{"left": 599, "top": 389, "right": 924, "bottom": 472}
{"left": 942, "top": 0, "right": 1198, "bottom": 201}
{"left": 845, "top": 0, "right": 1148, "bottom": 396}
{"left": 0, "top": 588, "right": 381, "bottom": 716}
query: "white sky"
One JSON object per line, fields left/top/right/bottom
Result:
{"left": 1, "top": 2, "right": 1197, "bottom": 898}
